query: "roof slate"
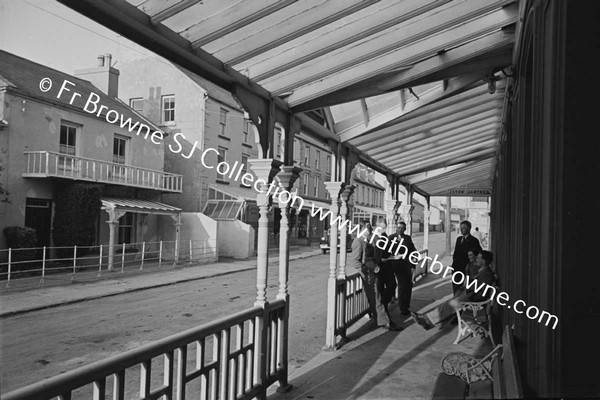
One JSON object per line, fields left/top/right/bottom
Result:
{"left": 0, "top": 50, "right": 160, "bottom": 131}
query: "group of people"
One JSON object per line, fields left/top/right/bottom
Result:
{"left": 350, "top": 218, "right": 418, "bottom": 331}
{"left": 351, "top": 218, "right": 497, "bottom": 333}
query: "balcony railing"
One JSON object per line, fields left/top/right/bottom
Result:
{"left": 23, "top": 151, "right": 183, "bottom": 193}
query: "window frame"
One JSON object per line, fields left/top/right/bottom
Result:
{"left": 129, "top": 97, "right": 144, "bottom": 112}
{"left": 161, "top": 95, "right": 176, "bottom": 124}
{"left": 59, "top": 122, "right": 78, "bottom": 156}
{"left": 219, "top": 107, "right": 229, "bottom": 136}
{"left": 217, "top": 146, "right": 228, "bottom": 181}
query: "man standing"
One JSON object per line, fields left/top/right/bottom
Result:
{"left": 451, "top": 220, "right": 482, "bottom": 295}
{"left": 472, "top": 227, "right": 484, "bottom": 242}
{"left": 372, "top": 218, "right": 402, "bottom": 331}
{"left": 388, "top": 221, "right": 417, "bottom": 315}
{"left": 350, "top": 221, "right": 377, "bottom": 319}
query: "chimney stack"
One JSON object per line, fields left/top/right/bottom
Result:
{"left": 75, "top": 54, "right": 119, "bottom": 97}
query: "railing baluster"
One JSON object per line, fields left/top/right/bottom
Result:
{"left": 98, "top": 245, "right": 103, "bottom": 277}
{"left": 121, "top": 244, "right": 126, "bottom": 273}
{"left": 139, "top": 360, "right": 151, "bottom": 398}
{"left": 92, "top": 378, "right": 106, "bottom": 400}
{"left": 139, "top": 242, "right": 145, "bottom": 271}
{"left": 176, "top": 346, "right": 187, "bottom": 400}
{"left": 164, "top": 350, "right": 174, "bottom": 400}
{"left": 159, "top": 241, "right": 163, "bottom": 269}
{"left": 6, "top": 248, "right": 11, "bottom": 289}
{"left": 113, "top": 370, "right": 125, "bottom": 400}
{"left": 39, "top": 246, "right": 46, "bottom": 286}
{"left": 71, "top": 245, "right": 77, "bottom": 284}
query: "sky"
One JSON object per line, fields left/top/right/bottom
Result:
{"left": 0, "top": 0, "right": 162, "bottom": 75}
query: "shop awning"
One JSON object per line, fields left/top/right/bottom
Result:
{"left": 353, "top": 205, "right": 386, "bottom": 216}
{"left": 101, "top": 197, "right": 181, "bottom": 215}
{"left": 209, "top": 183, "right": 257, "bottom": 202}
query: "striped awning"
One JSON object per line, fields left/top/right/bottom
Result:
{"left": 101, "top": 197, "right": 181, "bottom": 215}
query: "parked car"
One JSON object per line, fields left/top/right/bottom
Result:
{"left": 319, "top": 229, "right": 353, "bottom": 254}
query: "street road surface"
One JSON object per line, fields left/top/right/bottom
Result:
{"left": 0, "top": 232, "right": 453, "bottom": 397}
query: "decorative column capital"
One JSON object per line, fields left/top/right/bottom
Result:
{"left": 340, "top": 184, "right": 356, "bottom": 202}
{"left": 423, "top": 210, "right": 432, "bottom": 218}
{"left": 248, "top": 158, "right": 282, "bottom": 184}
{"left": 324, "top": 181, "right": 345, "bottom": 203}
{"left": 400, "top": 204, "right": 414, "bottom": 215}
{"left": 276, "top": 165, "right": 302, "bottom": 192}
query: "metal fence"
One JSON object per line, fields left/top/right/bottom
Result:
{"left": 0, "top": 239, "right": 217, "bottom": 290}
{"left": 3, "top": 299, "right": 288, "bottom": 400}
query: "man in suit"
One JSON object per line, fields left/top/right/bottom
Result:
{"left": 349, "top": 221, "right": 377, "bottom": 319}
{"left": 388, "top": 221, "right": 418, "bottom": 315}
{"left": 451, "top": 220, "right": 482, "bottom": 295}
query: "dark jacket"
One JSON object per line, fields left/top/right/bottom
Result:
{"left": 452, "top": 234, "right": 482, "bottom": 270}
{"left": 468, "top": 265, "right": 496, "bottom": 302}
{"left": 373, "top": 233, "right": 392, "bottom": 267}
{"left": 388, "top": 233, "right": 418, "bottom": 267}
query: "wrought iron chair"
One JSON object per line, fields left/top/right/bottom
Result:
{"left": 453, "top": 299, "right": 495, "bottom": 346}
{"left": 441, "top": 344, "right": 502, "bottom": 384}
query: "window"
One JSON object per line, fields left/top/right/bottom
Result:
{"left": 367, "top": 188, "right": 371, "bottom": 205}
{"left": 304, "top": 145, "right": 310, "bottom": 166}
{"left": 118, "top": 213, "right": 133, "bottom": 244}
{"left": 113, "top": 135, "right": 128, "bottom": 164}
{"left": 313, "top": 176, "right": 318, "bottom": 197}
{"left": 219, "top": 108, "right": 228, "bottom": 135}
{"left": 315, "top": 150, "right": 320, "bottom": 169}
{"left": 129, "top": 98, "right": 144, "bottom": 112}
{"left": 217, "top": 147, "right": 227, "bottom": 180}
{"left": 59, "top": 122, "right": 77, "bottom": 155}
{"left": 275, "top": 127, "right": 283, "bottom": 160}
{"left": 243, "top": 119, "right": 249, "bottom": 143}
{"left": 293, "top": 139, "right": 299, "bottom": 163}
{"left": 241, "top": 154, "right": 249, "bottom": 186}
{"left": 161, "top": 95, "right": 175, "bottom": 123}
{"left": 302, "top": 174, "right": 308, "bottom": 195}
{"left": 326, "top": 154, "right": 331, "bottom": 174}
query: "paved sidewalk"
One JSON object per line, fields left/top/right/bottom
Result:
{"left": 268, "top": 255, "right": 496, "bottom": 400}
{"left": 0, "top": 247, "right": 322, "bottom": 318}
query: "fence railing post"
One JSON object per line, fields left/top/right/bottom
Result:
{"left": 98, "top": 245, "right": 103, "bottom": 277}
{"left": 121, "top": 244, "right": 126, "bottom": 274}
{"left": 39, "top": 246, "right": 46, "bottom": 286}
{"left": 71, "top": 245, "right": 77, "bottom": 283}
{"left": 188, "top": 240, "right": 193, "bottom": 266}
{"left": 159, "top": 241, "right": 163, "bottom": 269}
{"left": 139, "top": 242, "right": 145, "bottom": 271}
{"left": 6, "top": 248, "right": 11, "bottom": 289}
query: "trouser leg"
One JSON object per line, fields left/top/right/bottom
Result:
{"left": 374, "top": 274, "right": 390, "bottom": 326}
{"left": 398, "top": 264, "right": 414, "bottom": 312}
{"left": 451, "top": 265, "right": 465, "bottom": 295}
{"left": 380, "top": 266, "right": 396, "bottom": 306}
{"left": 358, "top": 269, "right": 377, "bottom": 317}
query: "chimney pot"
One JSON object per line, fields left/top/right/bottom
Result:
{"left": 97, "top": 55, "right": 105, "bottom": 67}
{"left": 104, "top": 53, "right": 112, "bottom": 67}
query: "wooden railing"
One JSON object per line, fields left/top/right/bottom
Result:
{"left": 3, "top": 299, "right": 288, "bottom": 400}
{"left": 335, "top": 272, "right": 370, "bottom": 338}
{"left": 23, "top": 151, "right": 183, "bottom": 193}
{"left": 333, "top": 248, "right": 430, "bottom": 339}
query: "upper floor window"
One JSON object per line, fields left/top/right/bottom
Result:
{"left": 313, "top": 176, "right": 318, "bottom": 197}
{"left": 59, "top": 122, "right": 77, "bottom": 155}
{"left": 161, "top": 95, "right": 175, "bottom": 123}
{"left": 302, "top": 174, "right": 308, "bottom": 195}
{"left": 113, "top": 135, "right": 128, "bottom": 165}
{"left": 129, "top": 98, "right": 144, "bottom": 112}
{"left": 243, "top": 119, "right": 249, "bottom": 143}
{"left": 219, "top": 108, "right": 228, "bottom": 135}
{"left": 241, "top": 154, "right": 249, "bottom": 185}
{"left": 326, "top": 154, "right": 331, "bottom": 174}
{"left": 315, "top": 150, "right": 320, "bottom": 169}
{"left": 217, "top": 147, "right": 227, "bottom": 181}
{"left": 304, "top": 145, "right": 310, "bottom": 166}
